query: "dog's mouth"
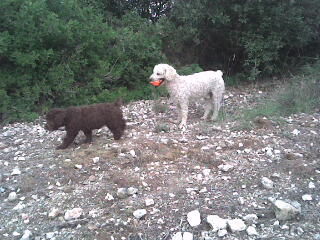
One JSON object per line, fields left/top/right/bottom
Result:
{"left": 150, "top": 79, "right": 165, "bottom": 87}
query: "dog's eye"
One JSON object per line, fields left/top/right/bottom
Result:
{"left": 156, "top": 73, "right": 161, "bottom": 75}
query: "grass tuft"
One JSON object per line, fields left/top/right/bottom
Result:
{"left": 238, "top": 61, "right": 320, "bottom": 127}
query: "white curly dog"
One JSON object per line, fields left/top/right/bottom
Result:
{"left": 150, "top": 64, "right": 225, "bottom": 129}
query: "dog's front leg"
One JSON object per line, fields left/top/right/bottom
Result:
{"left": 83, "top": 129, "right": 93, "bottom": 143}
{"left": 57, "top": 130, "right": 78, "bottom": 149}
{"left": 175, "top": 103, "right": 182, "bottom": 124}
{"left": 178, "top": 102, "right": 188, "bottom": 129}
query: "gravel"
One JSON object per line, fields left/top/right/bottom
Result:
{"left": 0, "top": 84, "right": 319, "bottom": 239}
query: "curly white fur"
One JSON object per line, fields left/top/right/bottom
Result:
{"left": 150, "top": 64, "right": 225, "bottom": 129}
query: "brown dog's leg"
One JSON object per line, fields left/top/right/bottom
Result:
{"left": 112, "top": 131, "right": 122, "bottom": 140}
{"left": 83, "top": 130, "right": 92, "bottom": 143}
{"left": 107, "top": 126, "right": 122, "bottom": 140}
{"left": 57, "top": 131, "right": 78, "bottom": 149}
{"left": 107, "top": 120, "right": 125, "bottom": 140}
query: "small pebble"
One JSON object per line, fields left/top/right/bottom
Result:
{"left": 133, "top": 209, "right": 147, "bottom": 219}
{"left": 20, "top": 230, "right": 32, "bottom": 240}
{"left": 64, "top": 208, "right": 83, "bottom": 221}
{"left": 145, "top": 198, "right": 155, "bottom": 206}
{"left": 11, "top": 168, "right": 21, "bottom": 176}
{"left": 92, "top": 157, "right": 100, "bottom": 163}
{"left": 8, "top": 192, "right": 17, "bottom": 201}
{"left": 302, "top": 194, "right": 312, "bottom": 201}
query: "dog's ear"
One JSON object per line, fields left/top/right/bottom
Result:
{"left": 165, "top": 65, "right": 177, "bottom": 81}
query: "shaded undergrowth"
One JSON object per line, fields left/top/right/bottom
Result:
{"left": 235, "top": 61, "right": 320, "bottom": 130}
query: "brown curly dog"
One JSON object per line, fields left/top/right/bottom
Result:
{"left": 45, "top": 99, "right": 126, "bottom": 149}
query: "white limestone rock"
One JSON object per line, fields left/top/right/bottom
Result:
{"left": 45, "top": 232, "right": 55, "bottom": 239}
{"left": 133, "top": 209, "right": 147, "bottom": 219}
{"left": 243, "top": 214, "right": 258, "bottom": 225}
{"left": 246, "top": 226, "right": 258, "bottom": 236}
{"left": 187, "top": 210, "right": 201, "bottom": 227}
{"left": 127, "top": 187, "right": 138, "bottom": 195}
{"left": 227, "top": 219, "right": 247, "bottom": 232}
{"left": 172, "top": 232, "right": 183, "bottom": 240}
{"left": 105, "top": 193, "right": 114, "bottom": 201}
{"left": 206, "top": 215, "right": 227, "bottom": 232}
{"left": 92, "top": 157, "right": 100, "bottom": 163}
{"left": 11, "top": 168, "right": 21, "bottom": 176}
{"left": 13, "top": 202, "right": 25, "bottom": 211}
{"left": 302, "top": 194, "right": 312, "bottom": 201}
{"left": 117, "top": 188, "right": 128, "bottom": 198}
{"left": 218, "top": 164, "right": 234, "bottom": 172}
{"left": 271, "top": 199, "right": 301, "bottom": 220}
{"left": 8, "top": 192, "right": 17, "bottom": 201}
{"left": 48, "top": 208, "right": 61, "bottom": 219}
{"left": 261, "top": 177, "right": 274, "bottom": 189}
{"left": 145, "top": 198, "right": 155, "bottom": 206}
{"left": 183, "top": 232, "right": 193, "bottom": 240}
{"left": 64, "top": 208, "right": 83, "bottom": 221}
{"left": 20, "top": 230, "right": 32, "bottom": 240}
{"left": 217, "top": 229, "right": 228, "bottom": 237}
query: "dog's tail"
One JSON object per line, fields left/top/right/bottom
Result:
{"left": 216, "top": 70, "right": 223, "bottom": 77}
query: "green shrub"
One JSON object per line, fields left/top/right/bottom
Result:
{"left": 241, "top": 61, "right": 320, "bottom": 123}
{"left": 178, "top": 64, "right": 203, "bottom": 75}
{"left": 106, "top": 12, "right": 166, "bottom": 89}
{"left": 161, "top": 0, "right": 320, "bottom": 79}
{"left": 0, "top": 1, "right": 164, "bottom": 122}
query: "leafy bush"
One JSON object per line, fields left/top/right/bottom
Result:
{"left": 106, "top": 12, "right": 166, "bottom": 90}
{"left": 178, "top": 64, "right": 203, "bottom": 75}
{"left": 0, "top": 1, "right": 164, "bottom": 122}
{"left": 241, "top": 60, "right": 320, "bottom": 122}
{"left": 160, "top": 0, "right": 320, "bottom": 79}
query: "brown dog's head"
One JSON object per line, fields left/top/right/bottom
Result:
{"left": 45, "top": 108, "right": 67, "bottom": 131}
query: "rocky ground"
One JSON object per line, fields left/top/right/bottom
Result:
{"left": 0, "top": 83, "right": 319, "bottom": 240}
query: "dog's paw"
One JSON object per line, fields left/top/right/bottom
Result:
{"left": 56, "top": 145, "right": 67, "bottom": 150}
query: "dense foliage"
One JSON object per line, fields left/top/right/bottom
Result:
{"left": 0, "top": 0, "right": 319, "bottom": 122}
{"left": 162, "top": 0, "right": 320, "bottom": 79}
{"left": 0, "top": 0, "right": 164, "bottom": 122}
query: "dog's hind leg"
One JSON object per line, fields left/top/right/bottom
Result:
{"left": 201, "top": 99, "right": 213, "bottom": 120}
{"left": 210, "top": 92, "right": 223, "bottom": 121}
